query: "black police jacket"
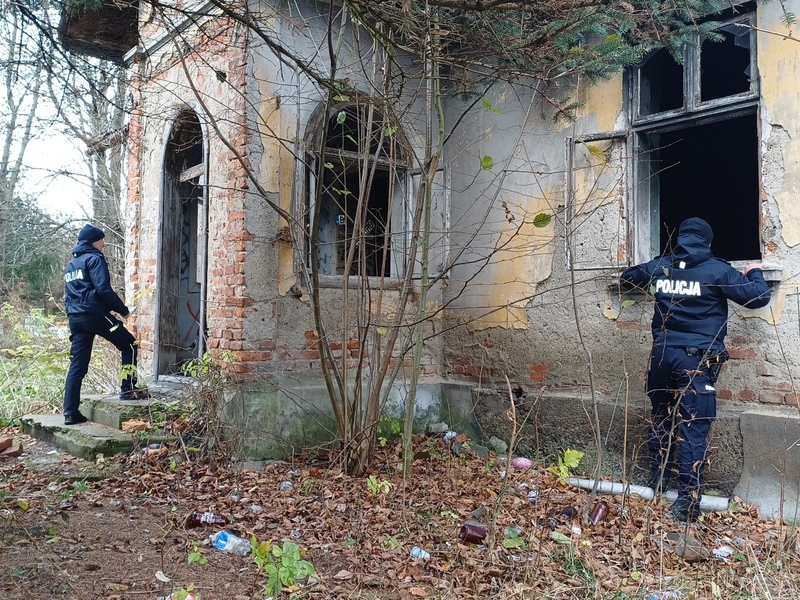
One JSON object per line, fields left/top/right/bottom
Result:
{"left": 64, "top": 241, "right": 129, "bottom": 317}
{"left": 621, "top": 232, "right": 770, "bottom": 352}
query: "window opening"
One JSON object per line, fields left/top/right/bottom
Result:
{"left": 634, "top": 14, "right": 755, "bottom": 122}
{"left": 642, "top": 112, "right": 759, "bottom": 261}
{"left": 630, "top": 9, "right": 759, "bottom": 263}
{"left": 309, "top": 104, "right": 406, "bottom": 278}
{"left": 639, "top": 50, "right": 684, "bottom": 117}
{"left": 700, "top": 24, "right": 751, "bottom": 101}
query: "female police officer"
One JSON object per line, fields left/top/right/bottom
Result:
{"left": 62, "top": 224, "right": 147, "bottom": 425}
{"left": 621, "top": 217, "right": 770, "bottom": 521}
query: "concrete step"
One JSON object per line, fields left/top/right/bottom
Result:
{"left": 20, "top": 390, "right": 185, "bottom": 461}
{"left": 21, "top": 414, "right": 139, "bottom": 460}
{"left": 78, "top": 394, "right": 175, "bottom": 429}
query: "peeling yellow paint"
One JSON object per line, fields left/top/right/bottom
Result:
{"left": 759, "top": 9, "right": 800, "bottom": 247}
{"left": 577, "top": 74, "right": 624, "bottom": 133}
{"left": 468, "top": 194, "right": 555, "bottom": 331}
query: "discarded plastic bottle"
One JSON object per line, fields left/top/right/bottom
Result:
{"left": 187, "top": 511, "right": 228, "bottom": 527}
{"left": 588, "top": 501, "right": 609, "bottom": 525}
{"left": 410, "top": 546, "right": 430, "bottom": 560}
{"left": 212, "top": 530, "right": 251, "bottom": 556}
{"left": 647, "top": 591, "right": 682, "bottom": 600}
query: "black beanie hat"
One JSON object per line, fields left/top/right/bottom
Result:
{"left": 78, "top": 224, "right": 105, "bottom": 244}
{"left": 678, "top": 217, "right": 713, "bottom": 245}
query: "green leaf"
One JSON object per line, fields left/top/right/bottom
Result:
{"left": 480, "top": 155, "right": 494, "bottom": 170}
{"left": 336, "top": 111, "right": 347, "bottom": 125}
{"left": 533, "top": 213, "right": 551, "bottom": 228}
{"left": 549, "top": 531, "right": 572, "bottom": 545}
{"left": 333, "top": 94, "right": 350, "bottom": 102}
{"left": 562, "top": 449, "right": 584, "bottom": 469}
{"left": 621, "top": 299, "right": 636, "bottom": 308}
{"left": 215, "top": 70, "right": 227, "bottom": 82}
{"left": 583, "top": 143, "right": 606, "bottom": 157}
{"left": 481, "top": 97, "right": 502, "bottom": 114}
{"left": 502, "top": 537, "right": 526, "bottom": 549}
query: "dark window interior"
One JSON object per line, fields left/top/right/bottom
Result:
{"left": 701, "top": 24, "right": 751, "bottom": 102}
{"left": 319, "top": 167, "right": 390, "bottom": 277}
{"left": 651, "top": 113, "right": 759, "bottom": 261}
{"left": 313, "top": 107, "right": 396, "bottom": 277}
{"left": 639, "top": 50, "right": 684, "bottom": 117}
{"left": 166, "top": 112, "right": 203, "bottom": 174}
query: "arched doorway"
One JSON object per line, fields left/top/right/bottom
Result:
{"left": 154, "top": 108, "right": 208, "bottom": 376}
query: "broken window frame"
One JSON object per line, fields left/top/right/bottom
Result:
{"left": 628, "top": 10, "right": 761, "bottom": 264}
{"left": 300, "top": 101, "right": 411, "bottom": 288}
{"left": 632, "top": 13, "right": 757, "bottom": 126}
{"left": 407, "top": 166, "right": 451, "bottom": 279}
{"left": 564, "top": 131, "right": 633, "bottom": 271}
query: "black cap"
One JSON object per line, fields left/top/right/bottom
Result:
{"left": 678, "top": 217, "right": 713, "bottom": 245}
{"left": 78, "top": 224, "right": 105, "bottom": 244}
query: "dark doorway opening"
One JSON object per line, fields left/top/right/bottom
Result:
{"left": 157, "top": 110, "right": 206, "bottom": 376}
{"left": 647, "top": 112, "right": 760, "bottom": 261}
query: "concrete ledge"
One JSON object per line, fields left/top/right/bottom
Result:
{"left": 21, "top": 414, "right": 136, "bottom": 460}
{"left": 734, "top": 406, "right": 800, "bottom": 522}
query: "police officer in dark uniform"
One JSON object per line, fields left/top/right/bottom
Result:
{"left": 62, "top": 224, "right": 147, "bottom": 425}
{"left": 621, "top": 217, "right": 770, "bottom": 521}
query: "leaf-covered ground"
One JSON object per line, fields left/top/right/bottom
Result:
{"left": 1, "top": 427, "right": 799, "bottom": 600}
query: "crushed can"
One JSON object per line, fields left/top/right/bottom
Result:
{"left": 458, "top": 520, "right": 487, "bottom": 544}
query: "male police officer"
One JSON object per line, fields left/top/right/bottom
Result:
{"left": 621, "top": 217, "right": 770, "bottom": 521}
{"left": 62, "top": 224, "right": 147, "bottom": 425}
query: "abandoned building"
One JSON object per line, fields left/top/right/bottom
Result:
{"left": 59, "top": 0, "right": 800, "bottom": 518}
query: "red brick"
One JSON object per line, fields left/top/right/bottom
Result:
{"left": 728, "top": 348, "right": 757, "bottom": 360}
{"left": 0, "top": 442, "right": 22, "bottom": 460}
{"left": 530, "top": 364, "right": 549, "bottom": 383}
{"left": 761, "top": 380, "right": 794, "bottom": 392}
{"left": 737, "top": 389, "right": 757, "bottom": 401}
{"left": 0, "top": 438, "right": 11, "bottom": 452}
{"left": 716, "top": 388, "right": 733, "bottom": 400}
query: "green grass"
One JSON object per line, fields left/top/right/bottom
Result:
{"left": 0, "top": 302, "right": 120, "bottom": 419}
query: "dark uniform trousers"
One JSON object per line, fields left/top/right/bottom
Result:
{"left": 647, "top": 344, "right": 716, "bottom": 516}
{"left": 63, "top": 313, "right": 138, "bottom": 416}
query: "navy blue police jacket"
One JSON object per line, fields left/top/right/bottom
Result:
{"left": 620, "top": 233, "right": 770, "bottom": 352}
{"left": 64, "top": 241, "right": 129, "bottom": 317}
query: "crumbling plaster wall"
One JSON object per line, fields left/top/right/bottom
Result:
{"left": 240, "top": 1, "right": 443, "bottom": 378}
{"left": 442, "top": 3, "right": 800, "bottom": 410}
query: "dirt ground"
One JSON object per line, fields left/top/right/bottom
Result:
{"left": 2, "top": 427, "right": 800, "bottom": 600}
